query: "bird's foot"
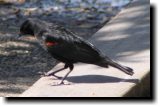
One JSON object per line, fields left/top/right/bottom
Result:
{"left": 43, "top": 72, "right": 51, "bottom": 76}
{"left": 51, "top": 81, "right": 71, "bottom": 86}
{"left": 42, "top": 72, "right": 62, "bottom": 79}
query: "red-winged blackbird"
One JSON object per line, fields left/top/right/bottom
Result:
{"left": 19, "top": 18, "right": 134, "bottom": 85}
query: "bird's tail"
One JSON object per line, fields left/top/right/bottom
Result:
{"left": 97, "top": 59, "right": 134, "bottom": 76}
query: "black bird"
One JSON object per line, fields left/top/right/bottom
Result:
{"left": 19, "top": 18, "right": 134, "bottom": 85}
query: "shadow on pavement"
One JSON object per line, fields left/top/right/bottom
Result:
{"left": 66, "top": 75, "right": 139, "bottom": 84}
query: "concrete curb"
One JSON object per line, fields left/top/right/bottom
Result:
{"left": 20, "top": 0, "right": 150, "bottom": 97}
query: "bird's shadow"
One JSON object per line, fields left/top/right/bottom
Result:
{"left": 65, "top": 75, "right": 139, "bottom": 84}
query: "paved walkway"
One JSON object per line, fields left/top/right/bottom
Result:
{"left": 20, "top": 0, "right": 150, "bottom": 97}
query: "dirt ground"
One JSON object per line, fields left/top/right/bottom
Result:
{"left": 0, "top": 0, "right": 127, "bottom": 97}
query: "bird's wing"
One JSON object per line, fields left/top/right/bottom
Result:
{"left": 42, "top": 27, "right": 105, "bottom": 63}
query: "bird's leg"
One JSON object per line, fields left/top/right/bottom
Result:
{"left": 58, "top": 64, "right": 74, "bottom": 85}
{"left": 44, "top": 64, "right": 69, "bottom": 79}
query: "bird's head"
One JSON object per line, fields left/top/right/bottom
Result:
{"left": 19, "top": 19, "right": 35, "bottom": 38}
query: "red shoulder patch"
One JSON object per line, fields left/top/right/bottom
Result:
{"left": 46, "top": 41, "right": 58, "bottom": 46}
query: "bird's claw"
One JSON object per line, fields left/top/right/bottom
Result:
{"left": 51, "top": 81, "right": 64, "bottom": 86}
{"left": 51, "top": 81, "right": 71, "bottom": 86}
{"left": 59, "top": 81, "right": 65, "bottom": 85}
{"left": 43, "top": 72, "right": 63, "bottom": 79}
{"left": 43, "top": 72, "right": 49, "bottom": 76}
